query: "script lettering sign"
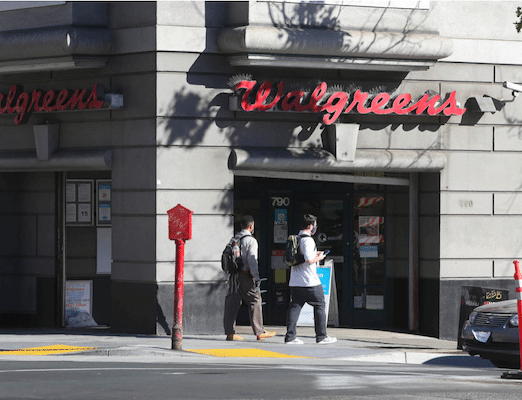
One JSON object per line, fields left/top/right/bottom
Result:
{"left": 0, "top": 83, "right": 105, "bottom": 125}
{"left": 234, "top": 80, "right": 466, "bottom": 125}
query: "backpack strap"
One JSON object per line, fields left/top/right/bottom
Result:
{"left": 297, "top": 233, "right": 312, "bottom": 255}
{"left": 237, "top": 233, "right": 253, "bottom": 271}
{"left": 237, "top": 232, "right": 251, "bottom": 242}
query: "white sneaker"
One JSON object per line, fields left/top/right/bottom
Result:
{"left": 285, "top": 338, "right": 304, "bottom": 345}
{"left": 317, "top": 336, "right": 337, "bottom": 344}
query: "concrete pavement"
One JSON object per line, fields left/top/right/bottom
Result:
{"left": 0, "top": 325, "right": 496, "bottom": 368}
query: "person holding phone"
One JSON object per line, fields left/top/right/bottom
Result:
{"left": 284, "top": 214, "right": 337, "bottom": 345}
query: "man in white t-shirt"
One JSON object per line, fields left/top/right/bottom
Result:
{"left": 284, "top": 214, "right": 337, "bottom": 345}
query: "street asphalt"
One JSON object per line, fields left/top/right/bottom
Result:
{"left": 0, "top": 325, "right": 497, "bottom": 368}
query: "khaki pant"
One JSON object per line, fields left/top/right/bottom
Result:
{"left": 224, "top": 273, "right": 264, "bottom": 336}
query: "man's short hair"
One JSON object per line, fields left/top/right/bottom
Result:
{"left": 241, "top": 215, "right": 255, "bottom": 229}
{"left": 302, "top": 214, "right": 317, "bottom": 229}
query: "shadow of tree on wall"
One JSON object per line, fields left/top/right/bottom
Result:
{"left": 158, "top": 87, "right": 215, "bottom": 148}
{"left": 158, "top": 1, "right": 456, "bottom": 193}
{"left": 267, "top": 1, "right": 342, "bottom": 29}
{"left": 156, "top": 0, "right": 493, "bottom": 334}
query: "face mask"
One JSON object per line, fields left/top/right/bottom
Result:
{"left": 311, "top": 225, "right": 317, "bottom": 235}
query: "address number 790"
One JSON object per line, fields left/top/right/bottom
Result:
{"left": 272, "top": 197, "right": 290, "bottom": 206}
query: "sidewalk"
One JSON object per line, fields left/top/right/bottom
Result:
{"left": 0, "top": 325, "right": 494, "bottom": 367}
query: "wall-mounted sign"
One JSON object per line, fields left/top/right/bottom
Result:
{"left": 232, "top": 80, "right": 466, "bottom": 125}
{"left": 97, "top": 180, "right": 112, "bottom": 226}
{"left": 0, "top": 83, "right": 122, "bottom": 125}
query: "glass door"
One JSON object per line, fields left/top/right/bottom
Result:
{"left": 294, "top": 193, "right": 350, "bottom": 325}
{"left": 266, "top": 192, "right": 294, "bottom": 325}
{"left": 352, "top": 190, "right": 386, "bottom": 326}
{"left": 234, "top": 177, "right": 386, "bottom": 328}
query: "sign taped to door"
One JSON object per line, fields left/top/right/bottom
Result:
{"left": 274, "top": 208, "right": 288, "bottom": 243}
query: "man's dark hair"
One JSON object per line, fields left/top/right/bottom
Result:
{"left": 302, "top": 214, "right": 317, "bottom": 229}
{"left": 241, "top": 215, "right": 255, "bottom": 229}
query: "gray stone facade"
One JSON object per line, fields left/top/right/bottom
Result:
{"left": 0, "top": 1, "right": 521, "bottom": 340}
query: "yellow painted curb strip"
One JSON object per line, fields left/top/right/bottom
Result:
{"left": 186, "top": 348, "right": 312, "bottom": 358}
{"left": 0, "top": 344, "right": 97, "bottom": 355}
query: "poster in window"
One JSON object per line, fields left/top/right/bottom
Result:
{"left": 274, "top": 208, "right": 288, "bottom": 243}
{"left": 77, "top": 183, "right": 91, "bottom": 202}
{"left": 271, "top": 249, "right": 287, "bottom": 270}
{"left": 77, "top": 203, "right": 92, "bottom": 222}
{"left": 66, "top": 203, "right": 77, "bottom": 223}
{"left": 358, "top": 216, "right": 381, "bottom": 249}
{"left": 359, "top": 216, "right": 380, "bottom": 236}
{"left": 66, "top": 180, "right": 93, "bottom": 226}
{"left": 66, "top": 183, "right": 76, "bottom": 202}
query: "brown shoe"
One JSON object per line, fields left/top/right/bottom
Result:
{"left": 226, "top": 334, "right": 244, "bottom": 341}
{"left": 257, "top": 331, "right": 276, "bottom": 340}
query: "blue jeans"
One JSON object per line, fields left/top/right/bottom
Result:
{"left": 285, "top": 285, "right": 327, "bottom": 343}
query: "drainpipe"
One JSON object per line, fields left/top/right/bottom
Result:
{"left": 409, "top": 172, "right": 419, "bottom": 332}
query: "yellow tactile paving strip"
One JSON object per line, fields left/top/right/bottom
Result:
{"left": 186, "top": 348, "right": 312, "bottom": 358}
{"left": 0, "top": 344, "right": 97, "bottom": 355}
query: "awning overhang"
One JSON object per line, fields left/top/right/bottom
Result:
{"left": 217, "top": 26, "right": 453, "bottom": 71}
{"left": 230, "top": 148, "right": 446, "bottom": 174}
{"left": 0, "top": 149, "right": 111, "bottom": 172}
{"left": 0, "top": 27, "right": 112, "bottom": 73}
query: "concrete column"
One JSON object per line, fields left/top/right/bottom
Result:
{"left": 409, "top": 172, "right": 419, "bottom": 332}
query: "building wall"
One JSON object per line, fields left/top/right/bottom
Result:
{"left": 108, "top": 1, "right": 159, "bottom": 333}
{"left": 0, "top": 1, "right": 161, "bottom": 332}
{"left": 205, "top": 0, "right": 522, "bottom": 339}
{"left": 1, "top": 1, "right": 521, "bottom": 339}
{"left": 154, "top": 1, "right": 232, "bottom": 334}
{"left": 432, "top": 2, "right": 522, "bottom": 339}
{"left": 0, "top": 2, "right": 107, "bottom": 326}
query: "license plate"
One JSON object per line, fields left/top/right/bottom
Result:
{"left": 473, "top": 330, "right": 492, "bottom": 343}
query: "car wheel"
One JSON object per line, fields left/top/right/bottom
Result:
{"left": 489, "top": 359, "right": 520, "bottom": 369}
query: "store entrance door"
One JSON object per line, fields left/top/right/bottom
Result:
{"left": 235, "top": 177, "right": 386, "bottom": 328}
{"left": 293, "top": 193, "right": 347, "bottom": 326}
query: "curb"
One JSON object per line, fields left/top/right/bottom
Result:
{"left": 62, "top": 346, "right": 202, "bottom": 357}
{"left": 57, "top": 345, "right": 491, "bottom": 368}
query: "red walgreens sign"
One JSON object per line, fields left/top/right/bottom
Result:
{"left": 234, "top": 80, "right": 466, "bottom": 125}
{"left": 0, "top": 83, "right": 105, "bottom": 125}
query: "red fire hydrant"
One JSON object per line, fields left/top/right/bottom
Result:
{"left": 167, "top": 204, "right": 193, "bottom": 350}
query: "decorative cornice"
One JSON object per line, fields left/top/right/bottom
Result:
{"left": 0, "top": 27, "right": 112, "bottom": 72}
{"left": 218, "top": 26, "right": 453, "bottom": 71}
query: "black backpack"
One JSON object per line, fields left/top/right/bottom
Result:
{"left": 284, "top": 234, "right": 306, "bottom": 267}
{"left": 221, "top": 234, "right": 249, "bottom": 274}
